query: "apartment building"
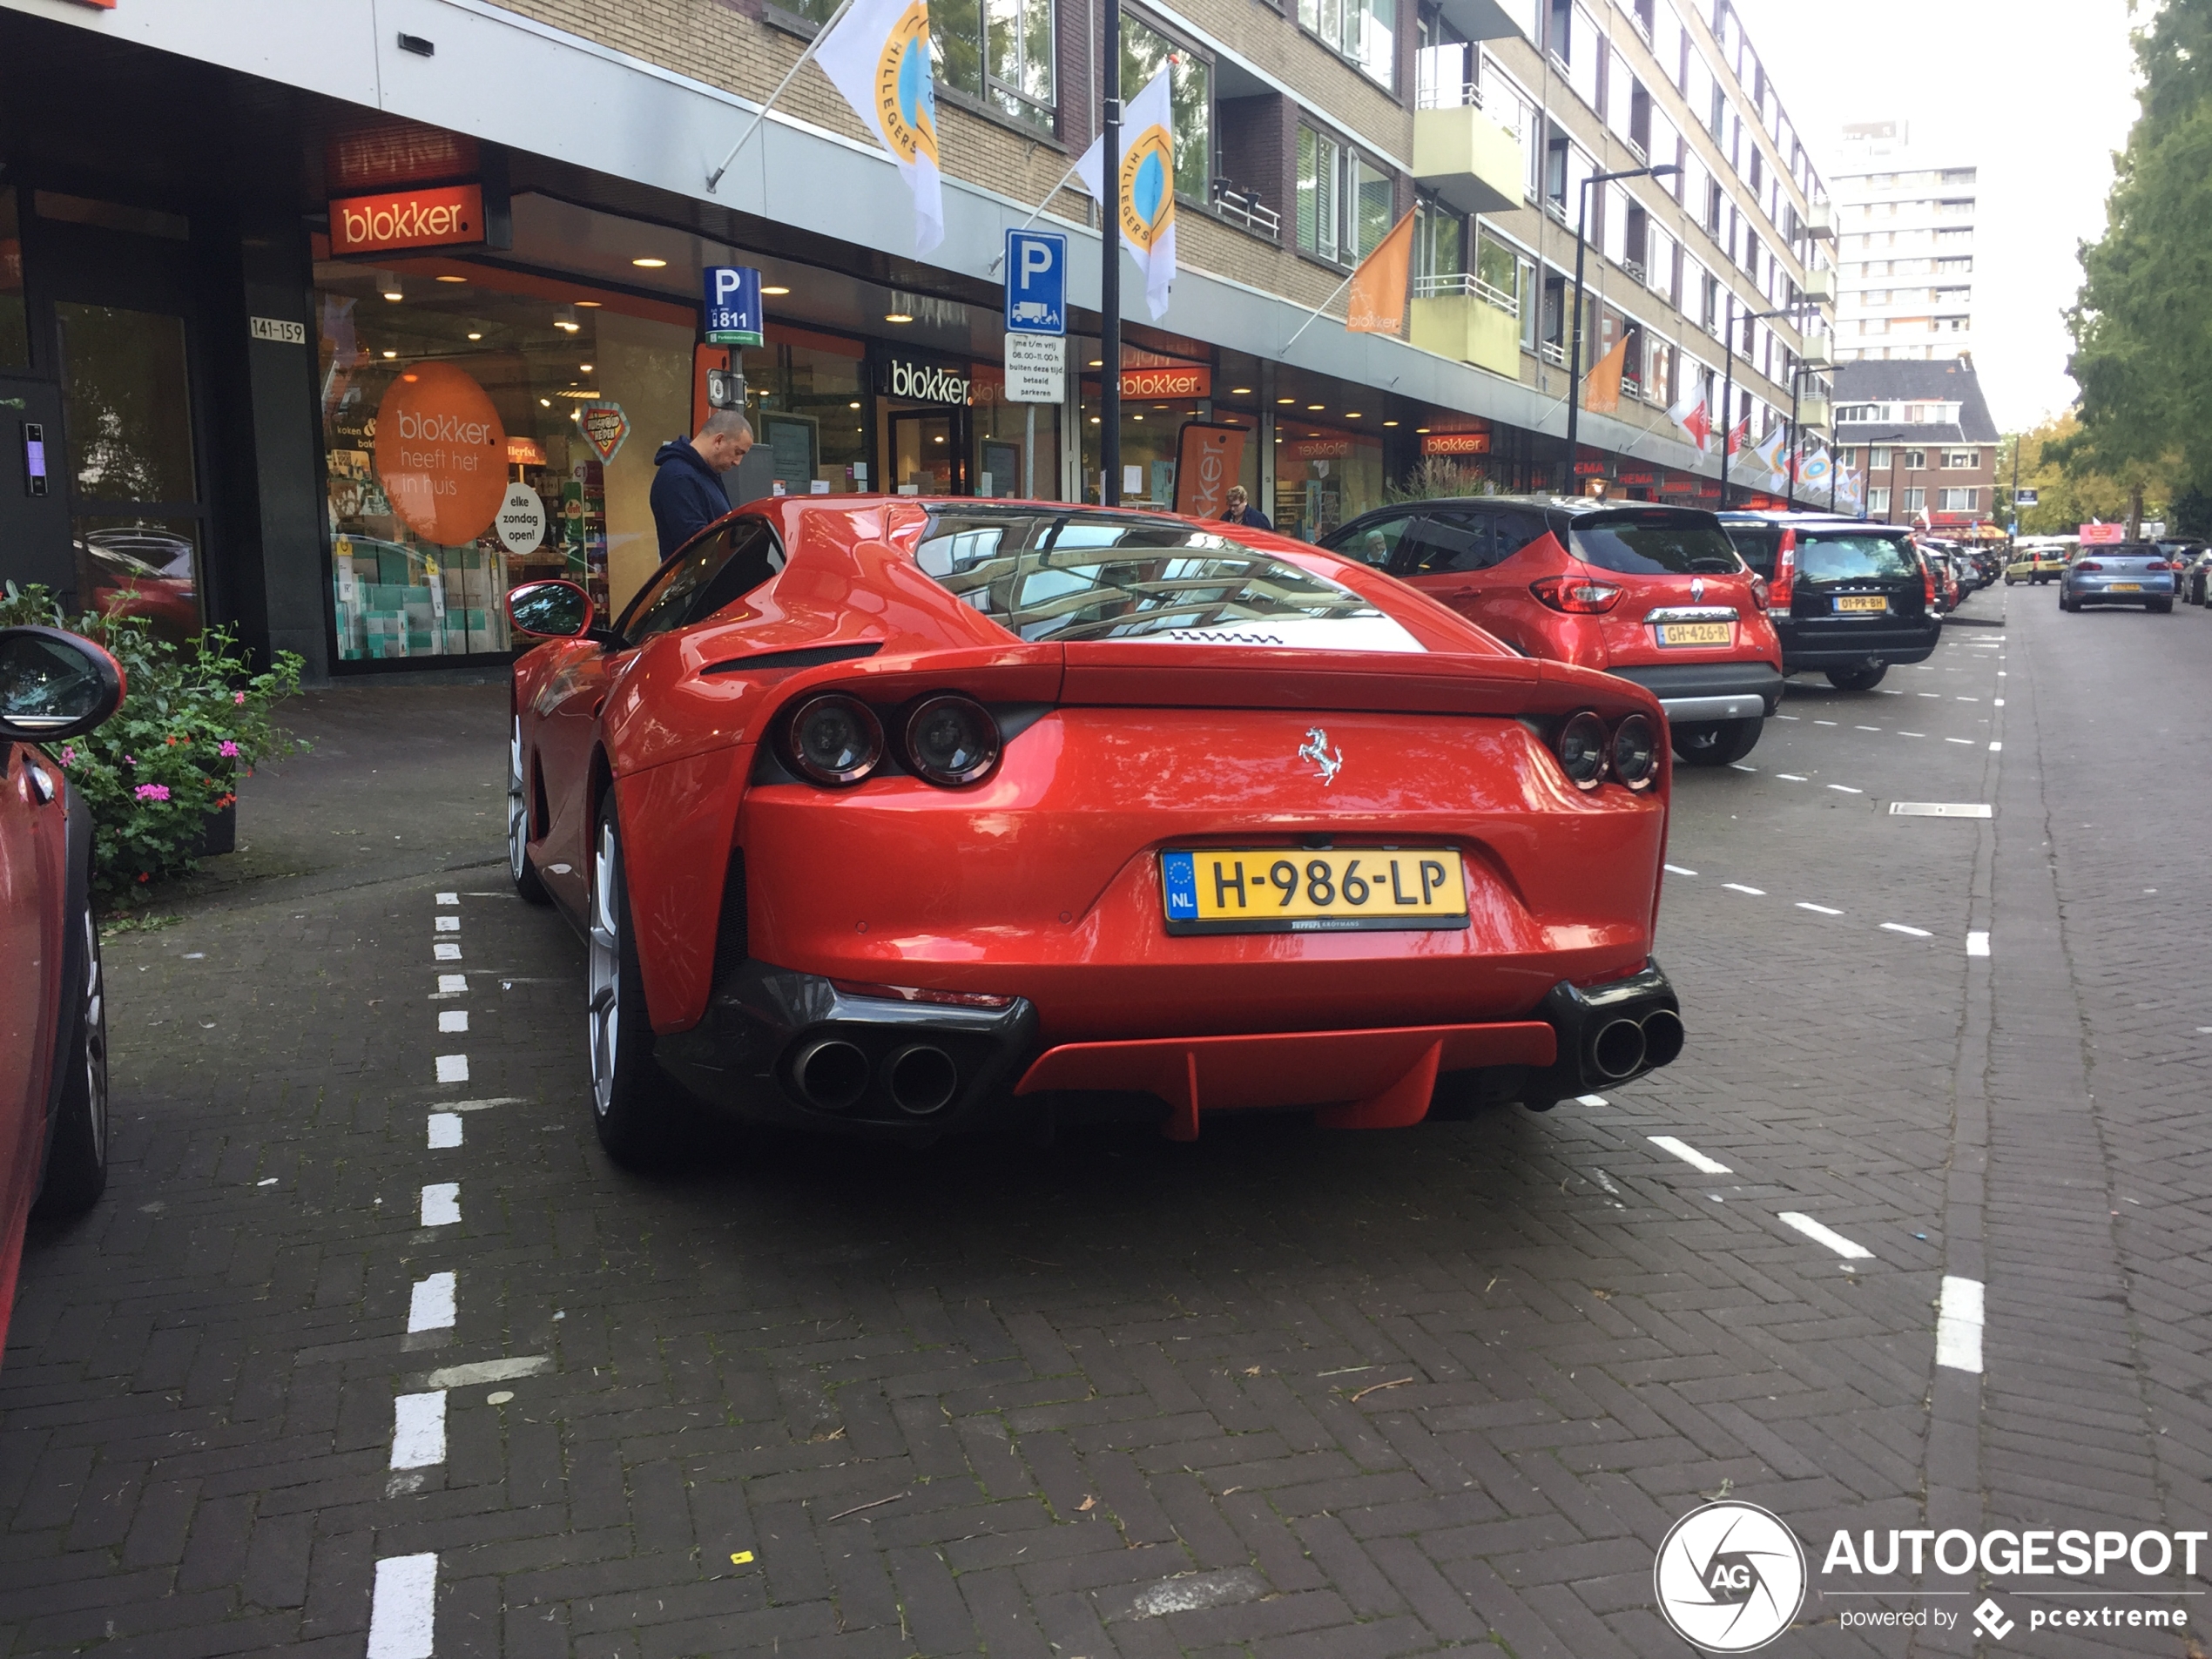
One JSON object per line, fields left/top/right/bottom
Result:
{"left": 0, "top": 0, "right": 1831, "bottom": 685}
{"left": 1831, "top": 119, "right": 1976, "bottom": 362}
{"left": 1832, "top": 360, "right": 1999, "bottom": 529}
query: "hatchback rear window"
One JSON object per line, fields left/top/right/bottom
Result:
{"left": 1723, "top": 527, "right": 1784, "bottom": 577}
{"left": 1795, "top": 535, "right": 1919, "bottom": 583}
{"left": 915, "top": 509, "right": 1422, "bottom": 651}
{"left": 1569, "top": 512, "right": 1743, "bottom": 575}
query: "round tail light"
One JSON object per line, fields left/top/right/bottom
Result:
{"left": 787, "top": 694, "right": 883, "bottom": 786}
{"left": 1556, "top": 711, "right": 1608, "bottom": 791}
{"left": 905, "top": 695, "right": 1001, "bottom": 786}
{"left": 1610, "top": 714, "right": 1659, "bottom": 790}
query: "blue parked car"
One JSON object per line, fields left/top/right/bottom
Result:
{"left": 2060, "top": 543, "right": 2178, "bottom": 613}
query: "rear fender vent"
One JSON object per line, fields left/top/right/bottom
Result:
{"left": 712, "top": 847, "right": 749, "bottom": 986}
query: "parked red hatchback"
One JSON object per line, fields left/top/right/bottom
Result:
{"left": 1323, "top": 497, "right": 1784, "bottom": 765}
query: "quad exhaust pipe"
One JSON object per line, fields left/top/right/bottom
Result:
{"left": 1530, "top": 961, "right": 1685, "bottom": 1103}
{"left": 788, "top": 1035, "right": 963, "bottom": 1116}
{"left": 792, "top": 1038, "right": 869, "bottom": 1111}
{"left": 885, "top": 1044, "right": 959, "bottom": 1116}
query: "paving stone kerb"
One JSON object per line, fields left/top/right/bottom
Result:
{"left": 1, "top": 609, "right": 2199, "bottom": 1656}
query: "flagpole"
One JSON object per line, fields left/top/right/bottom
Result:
{"left": 986, "top": 157, "right": 1089, "bottom": 273}
{"left": 705, "top": 0, "right": 861, "bottom": 192}
{"left": 1100, "top": 0, "right": 1122, "bottom": 506}
{"left": 1280, "top": 267, "right": 1359, "bottom": 353}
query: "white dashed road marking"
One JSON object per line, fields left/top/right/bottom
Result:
{"left": 437, "top": 974, "right": 466, "bottom": 993}
{"left": 390, "top": 1392, "right": 448, "bottom": 1469}
{"left": 1649, "top": 1135, "right": 1734, "bottom": 1176}
{"left": 1966, "top": 932, "right": 1990, "bottom": 958}
{"left": 1779, "top": 1211, "right": 1874, "bottom": 1260}
{"left": 1990, "top": 742, "right": 2002, "bottom": 752}
{"left": 436, "top": 893, "right": 457, "bottom": 905}
{"left": 437, "top": 1010, "right": 468, "bottom": 1033}
{"left": 1797, "top": 903, "right": 1843, "bottom": 916}
{"left": 435, "top": 1054, "right": 469, "bottom": 1083}
{"left": 434, "top": 943, "right": 462, "bottom": 961}
{"left": 1827, "top": 785, "right": 1862, "bottom": 793}
{"left": 1777, "top": 773, "right": 1808, "bottom": 782}
{"left": 368, "top": 1554, "right": 438, "bottom": 1659}
{"left": 434, "top": 916, "right": 460, "bottom": 933}
{"left": 1664, "top": 864, "right": 1697, "bottom": 876}
{"left": 1882, "top": 923, "right": 1933, "bottom": 938}
{"left": 1723, "top": 883, "right": 1765, "bottom": 896}
{"left": 1937, "top": 1276, "right": 1986, "bottom": 1372}
{"left": 408, "top": 1271, "right": 456, "bottom": 1332}
{"left": 428, "top": 1113, "right": 462, "bottom": 1149}
{"left": 420, "top": 1184, "right": 460, "bottom": 1228}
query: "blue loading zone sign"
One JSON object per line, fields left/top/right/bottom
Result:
{"left": 704, "top": 266, "right": 764, "bottom": 347}
{"left": 1004, "top": 229, "right": 1067, "bottom": 335}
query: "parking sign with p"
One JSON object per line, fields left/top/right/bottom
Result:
{"left": 704, "top": 266, "right": 764, "bottom": 347}
{"left": 1004, "top": 230, "right": 1066, "bottom": 336}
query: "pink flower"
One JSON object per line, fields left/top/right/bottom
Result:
{"left": 233, "top": 691, "right": 246, "bottom": 705}
{"left": 58, "top": 747, "right": 74, "bottom": 765}
{"left": 124, "top": 755, "right": 136, "bottom": 766}
{"left": 219, "top": 740, "right": 239, "bottom": 758}
{"left": 134, "top": 783, "right": 171, "bottom": 801}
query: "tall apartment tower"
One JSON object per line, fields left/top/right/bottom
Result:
{"left": 1831, "top": 120, "right": 1976, "bottom": 362}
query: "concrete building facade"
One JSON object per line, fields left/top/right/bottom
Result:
{"left": 1830, "top": 119, "right": 1976, "bottom": 364}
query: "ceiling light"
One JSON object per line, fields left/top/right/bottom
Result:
{"left": 1231, "top": 386, "right": 1252, "bottom": 395}
{"left": 382, "top": 349, "right": 397, "bottom": 359}
{"left": 631, "top": 256, "right": 668, "bottom": 268}
{"left": 401, "top": 373, "right": 419, "bottom": 383}
{"left": 849, "top": 401, "right": 861, "bottom": 409}
{"left": 1089, "top": 359, "right": 1104, "bottom": 368}
{"left": 762, "top": 285, "right": 791, "bottom": 296}
{"left": 466, "top": 330, "right": 482, "bottom": 341}
{"left": 1416, "top": 427, "right": 1432, "bottom": 434}
{"left": 1133, "top": 415, "right": 1144, "bottom": 421}
{"left": 886, "top": 311, "right": 914, "bottom": 323}
{"left": 933, "top": 434, "right": 946, "bottom": 443}
{"left": 580, "top": 363, "right": 593, "bottom": 371}
{"left": 1153, "top": 403, "right": 1170, "bottom": 410}
{"left": 1346, "top": 411, "right": 1363, "bottom": 419}
{"left": 539, "top": 397, "right": 552, "bottom": 407}
{"left": 575, "top": 300, "right": 603, "bottom": 307}
{"left": 435, "top": 274, "right": 467, "bottom": 284}
{"left": 1307, "top": 403, "right": 1325, "bottom": 410}
{"left": 382, "top": 286, "right": 403, "bottom": 302}
{"left": 1089, "top": 416, "right": 1101, "bottom": 424}
{"left": 1277, "top": 397, "right": 1295, "bottom": 405}
{"left": 1384, "top": 420, "right": 1399, "bottom": 427}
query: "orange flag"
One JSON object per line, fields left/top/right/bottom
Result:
{"left": 1346, "top": 212, "right": 1416, "bottom": 334}
{"left": 1583, "top": 336, "right": 1629, "bottom": 415}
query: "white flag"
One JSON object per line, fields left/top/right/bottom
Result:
{"left": 815, "top": 0, "right": 945, "bottom": 253}
{"left": 1665, "top": 390, "right": 1712, "bottom": 454}
{"left": 1076, "top": 66, "right": 1178, "bottom": 320}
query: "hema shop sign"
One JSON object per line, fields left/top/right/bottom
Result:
{"left": 880, "top": 355, "right": 970, "bottom": 406}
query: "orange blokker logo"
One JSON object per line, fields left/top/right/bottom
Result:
{"left": 330, "top": 185, "right": 485, "bottom": 255}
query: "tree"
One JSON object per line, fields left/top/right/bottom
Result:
{"left": 2005, "top": 413, "right": 2172, "bottom": 536}
{"left": 2066, "top": 0, "right": 2212, "bottom": 494}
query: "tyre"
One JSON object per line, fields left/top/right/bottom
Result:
{"left": 509, "top": 718, "right": 551, "bottom": 906}
{"left": 2005, "top": 574, "right": 2016, "bottom": 586}
{"left": 587, "top": 797, "right": 685, "bottom": 1165}
{"left": 1825, "top": 664, "right": 1888, "bottom": 691}
{"left": 1671, "top": 717, "right": 1764, "bottom": 767}
{"left": 34, "top": 889, "right": 108, "bottom": 1219}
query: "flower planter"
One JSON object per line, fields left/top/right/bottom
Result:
{"left": 197, "top": 803, "right": 237, "bottom": 858}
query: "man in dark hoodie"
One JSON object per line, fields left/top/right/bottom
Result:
{"left": 649, "top": 409, "right": 754, "bottom": 558}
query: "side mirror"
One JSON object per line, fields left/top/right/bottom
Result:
{"left": 506, "top": 578, "right": 596, "bottom": 640}
{"left": 0, "top": 625, "right": 127, "bottom": 744}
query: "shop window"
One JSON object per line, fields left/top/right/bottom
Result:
{"left": 1299, "top": 0, "right": 1396, "bottom": 89}
{"left": 1124, "top": 17, "right": 1211, "bottom": 202}
{"left": 316, "top": 260, "right": 700, "bottom": 664}
{"left": 1297, "top": 128, "right": 1392, "bottom": 267}
{"left": 1275, "top": 432, "right": 1383, "bottom": 542}
{"left": 0, "top": 189, "right": 24, "bottom": 371}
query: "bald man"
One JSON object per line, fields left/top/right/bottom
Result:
{"left": 650, "top": 408, "right": 754, "bottom": 558}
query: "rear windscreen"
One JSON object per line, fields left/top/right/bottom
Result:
{"left": 914, "top": 510, "right": 1423, "bottom": 651}
{"left": 1570, "top": 513, "right": 1744, "bottom": 575}
{"left": 1796, "top": 535, "right": 1920, "bottom": 583}
{"left": 1723, "top": 527, "right": 1784, "bottom": 577}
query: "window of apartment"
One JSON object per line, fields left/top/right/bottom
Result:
{"left": 1413, "top": 196, "right": 1466, "bottom": 285}
{"left": 1297, "top": 127, "right": 1392, "bottom": 266}
{"left": 1700, "top": 269, "right": 1720, "bottom": 333}
{"left": 1903, "top": 487, "right": 1925, "bottom": 512}
{"left": 1300, "top": 0, "right": 1396, "bottom": 87}
{"left": 1869, "top": 446, "right": 1892, "bottom": 469}
{"left": 1835, "top": 403, "right": 1878, "bottom": 422}
{"left": 1647, "top": 225, "right": 1676, "bottom": 302}
{"left": 927, "top": 0, "right": 1055, "bottom": 128}
{"left": 1705, "top": 179, "right": 1725, "bottom": 235}
{"left": 1475, "top": 227, "right": 1534, "bottom": 329}
{"left": 1417, "top": 10, "right": 1474, "bottom": 105}
{"left": 1942, "top": 448, "right": 1979, "bottom": 469}
{"left": 1868, "top": 486, "right": 1891, "bottom": 513}
{"left": 1939, "top": 488, "right": 1977, "bottom": 512}
{"left": 1544, "top": 122, "right": 1593, "bottom": 220}
{"left": 1655, "top": 0, "right": 1686, "bottom": 87}
{"left": 1124, "top": 17, "right": 1211, "bottom": 201}
{"left": 1568, "top": 4, "right": 1601, "bottom": 106}
{"left": 1902, "top": 448, "right": 1925, "bottom": 469}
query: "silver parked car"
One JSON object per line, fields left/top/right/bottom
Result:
{"left": 2059, "top": 543, "right": 2179, "bottom": 613}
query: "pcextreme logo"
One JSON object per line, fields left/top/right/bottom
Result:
{"left": 1654, "top": 1503, "right": 1807, "bottom": 1653}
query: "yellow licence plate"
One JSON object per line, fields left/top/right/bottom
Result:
{"left": 2108, "top": 582, "right": 2142, "bottom": 591}
{"left": 1656, "top": 622, "right": 1732, "bottom": 646}
{"left": 1162, "top": 848, "right": 1469, "bottom": 934}
{"left": 1834, "top": 594, "right": 1890, "bottom": 613}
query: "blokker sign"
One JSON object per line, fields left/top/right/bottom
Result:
{"left": 880, "top": 356, "right": 971, "bottom": 407}
{"left": 330, "top": 185, "right": 486, "bottom": 255}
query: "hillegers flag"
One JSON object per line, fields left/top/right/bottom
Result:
{"left": 815, "top": 0, "right": 946, "bottom": 253}
{"left": 1076, "top": 66, "right": 1177, "bottom": 320}
{"left": 1667, "top": 390, "right": 1713, "bottom": 453}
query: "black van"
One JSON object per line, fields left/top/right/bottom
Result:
{"left": 1716, "top": 512, "right": 1941, "bottom": 691}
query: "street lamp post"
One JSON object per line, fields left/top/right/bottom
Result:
{"left": 1716, "top": 300, "right": 1798, "bottom": 509}
{"left": 1099, "top": 0, "right": 1122, "bottom": 505}
{"left": 1563, "top": 163, "right": 1680, "bottom": 494}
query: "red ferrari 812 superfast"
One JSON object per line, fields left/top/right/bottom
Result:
{"left": 504, "top": 498, "right": 1683, "bottom": 1161}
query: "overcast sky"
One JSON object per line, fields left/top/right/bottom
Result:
{"left": 1729, "top": 0, "right": 2143, "bottom": 431}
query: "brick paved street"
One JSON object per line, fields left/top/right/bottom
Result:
{"left": 4, "top": 590, "right": 2208, "bottom": 1658}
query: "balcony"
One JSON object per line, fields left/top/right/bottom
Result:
{"left": 1801, "top": 268, "right": 1837, "bottom": 302}
{"left": 1804, "top": 201, "right": 1835, "bottom": 239}
{"left": 1798, "top": 337, "right": 1833, "bottom": 371}
{"left": 1413, "top": 88, "right": 1523, "bottom": 217}
{"left": 1209, "top": 179, "right": 1280, "bottom": 240}
{"left": 1796, "top": 396, "right": 1832, "bottom": 430}
{"left": 1433, "top": 0, "right": 1537, "bottom": 40}
{"left": 1411, "top": 273, "right": 1523, "bottom": 378}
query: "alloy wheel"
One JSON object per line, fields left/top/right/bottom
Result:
{"left": 587, "top": 818, "right": 620, "bottom": 1120}
{"left": 79, "top": 903, "right": 107, "bottom": 1167}
{"left": 508, "top": 721, "right": 529, "bottom": 885}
